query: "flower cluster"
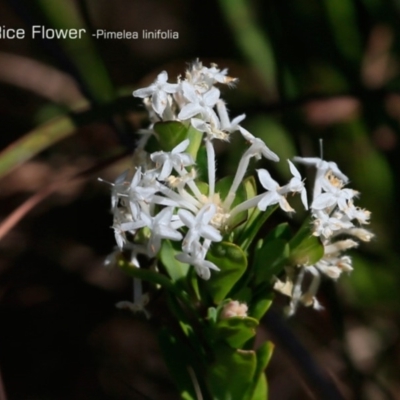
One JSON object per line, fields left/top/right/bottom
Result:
{"left": 104, "top": 60, "right": 372, "bottom": 316}
{"left": 274, "top": 157, "right": 373, "bottom": 315}
{"left": 109, "top": 61, "right": 304, "bottom": 275}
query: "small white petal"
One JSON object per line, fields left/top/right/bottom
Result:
{"left": 172, "top": 139, "right": 190, "bottom": 154}
{"left": 257, "top": 169, "right": 278, "bottom": 191}
{"left": 288, "top": 160, "right": 301, "bottom": 180}
{"left": 178, "top": 103, "right": 203, "bottom": 120}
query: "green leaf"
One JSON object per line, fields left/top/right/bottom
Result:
{"left": 159, "top": 239, "right": 190, "bottom": 282}
{"left": 235, "top": 176, "right": 259, "bottom": 239}
{"left": 264, "top": 222, "right": 292, "bottom": 242}
{"left": 195, "top": 145, "right": 208, "bottom": 181}
{"left": 214, "top": 316, "right": 258, "bottom": 348}
{"left": 153, "top": 121, "right": 203, "bottom": 160}
{"left": 249, "top": 289, "right": 273, "bottom": 321}
{"left": 153, "top": 121, "right": 188, "bottom": 151}
{"left": 166, "top": 293, "right": 206, "bottom": 359}
{"left": 232, "top": 287, "right": 253, "bottom": 304}
{"left": 253, "top": 239, "right": 290, "bottom": 285}
{"left": 208, "top": 345, "right": 257, "bottom": 400}
{"left": 206, "top": 242, "right": 247, "bottom": 304}
{"left": 239, "top": 205, "right": 279, "bottom": 252}
{"left": 288, "top": 218, "right": 324, "bottom": 266}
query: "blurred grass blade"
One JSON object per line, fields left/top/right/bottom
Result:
{"left": 218, "top": 0, "right": 276, "bottom": 94}
{"left": 0, "top": 116, "right": 75, "bottom": 179}
{"left": 36, "top": 0, "right": 115, "bottom": 103}
{"left": 322, "top": 0, "right": 362, "bottom": 65}
{"left": 0, "top": 94, "right": 142, "bottom": 179}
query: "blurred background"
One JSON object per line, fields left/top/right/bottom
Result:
{"left": 0, "top": 0, "right": 399, "bottom": 399}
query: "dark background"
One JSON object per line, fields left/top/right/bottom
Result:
{"left": 0, "top": 0, "right": 399, "bottom": 399}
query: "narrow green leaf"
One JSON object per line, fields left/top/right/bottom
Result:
{"left": 249, "top": 289, "right": 273, "bottom": 321}
{"left": 249, "top": 373, "right": 268, "bottom": 400}
{"left": 0, "top": 95, "right": 142, "bottom": 179}
{"left": 158, "top": 328, "right": 200, "bottom": 400}
{"left": 239, "top": 205, "right": 279, "bottom": 252}
{"left": 264, "top": 222, "right": 292, "bottom": 242}
{"left": 0, "top": 116, "right": 75, "bottom": 179}
{"left": 37, "top": 0, "right": 115, "bottom": 103}
{"left": 246, "top": 342, "right": 274, "bottom": 400}
{"left": 322, "top": 0, "right": 362, "bottom": 64}
{"left": 206, "top": 242, "right": 247, "bottom": 304}
{"left": 218, "top": 0, "right": 276, "bottom": 93}
{"left": 253, "top": 239, "right": 290, "bottom": 285}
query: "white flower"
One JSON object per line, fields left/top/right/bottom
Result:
{"left": 179, "top": 204, "right": 222, "bottom": 252}
{"left": 112, "top": 208, "right": 137, "bottom": 250}
{"left": 133, "top": 71, "right": 179, "bottom": 115}
{"left": 284, "top": 160, "right": 308, "bottom": 209}
{"left": 98, "top": 170, "right": 129, "bottom": 211}
{"left": 324, "top": 239, "right": 358, "bottom": 256}
{"left": 178, "top": 81, "right": 220, "bottom": 124}
{"left": 239, "top": 127, "right": 279, "bottom": 162}
{"left": 128, "top": 168, "right": 159, "bottom": 218}
{"left": 311, "top": 178, "right": 357, "bottom": 211}
{"left": 346, "top": 228, "right": 374, "bottom": 242}
{"left": 312, "top": 210, "right": 353, "bottom": 238}
{"left": 293, "top": 156, "right": 348, "bottom": 199}
{"left": 116, "top": 293, "right": 151, "bottom": 319}
{"left": 344, "top": 201, "right": 371, "bottom": 224}
{"left": 202, "top": 64, "right": 230, "bottom": 85}
{"left": 256, "top": 169, "right": 294, "bottom": 212}
{"left": 141, "top": 207, "right": 183, "bottom": 256}
{"left": 315, "top": 255, "right": 353, "bottom": 279}
{"left": 223, "top": 128, "right": 279, "bottom": 210}
{"left": 191, "top": 118, "right": 229, "bottom": 141}
{"left": 150, "top": 139, "right": 194, "bottom": 180}
{"left": 175, "top": 242, "right": 220, "bottom": 280}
